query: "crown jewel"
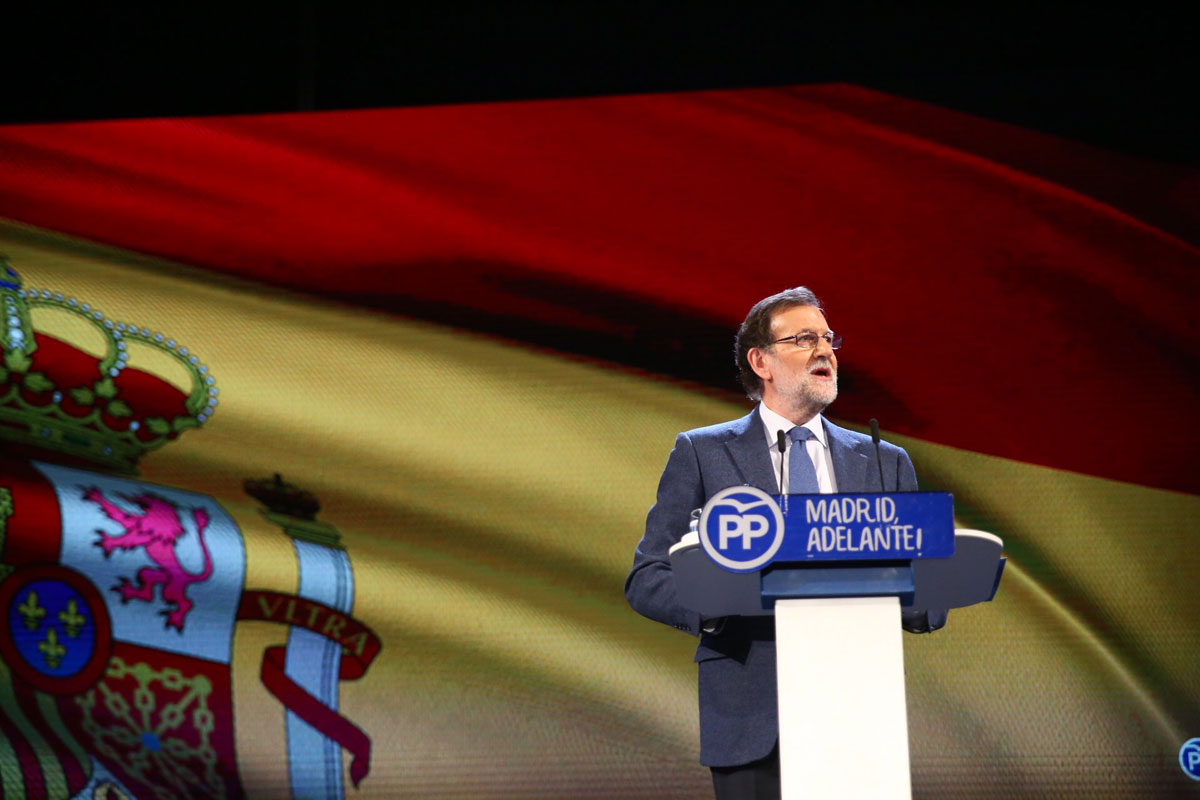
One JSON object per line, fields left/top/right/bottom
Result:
{"left": 0, "top": 258, "right": 217, "bottom": 472}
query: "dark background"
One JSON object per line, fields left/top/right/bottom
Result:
{"left": 6, "top": 2, "right": 1197, "bottom": 165}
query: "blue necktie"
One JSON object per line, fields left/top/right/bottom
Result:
{"left": 788, "top": 426, "right": 820, "bottom": 494}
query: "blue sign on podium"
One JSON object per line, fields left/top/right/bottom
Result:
{"left": 698, "top": 487, "right": 955, "bottom": 573}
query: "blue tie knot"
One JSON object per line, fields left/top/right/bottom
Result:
{"left": 788, "top": 426, "right": 814, "bottom": 444}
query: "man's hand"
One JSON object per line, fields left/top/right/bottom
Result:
{"left": 901, "top": 608, "right": 948, "bottom": 634}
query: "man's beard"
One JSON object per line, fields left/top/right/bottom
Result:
{"left": 779, "top": 359, "right": 838, "bottom": 414}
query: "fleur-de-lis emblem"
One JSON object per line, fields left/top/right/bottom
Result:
{"left": 17, "top": 590, "right": 46, "bottom": 630}
{"left": 59, "top": 599, "right": 87, "bottom": 638}
{"left": 38, "top": 627, "right": 66, "bottom": 669}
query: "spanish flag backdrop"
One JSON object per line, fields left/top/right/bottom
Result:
{"left": 0, "top": 84, "right": 1197, "bottom": 799}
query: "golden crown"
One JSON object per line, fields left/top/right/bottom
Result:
{"left": 0, "top": 258, "right": 217, "bottom": 473}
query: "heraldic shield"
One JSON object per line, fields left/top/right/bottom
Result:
{"left": 0, "top": 262, "right": 381, "bottom": 800}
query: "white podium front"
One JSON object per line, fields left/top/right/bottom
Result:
{"left": 776, "top": 596, "right": 909, "bottom": 799}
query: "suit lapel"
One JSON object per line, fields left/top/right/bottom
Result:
{"left": 824, "top": 418, "right": 874, "bottom": 492}
{"left": 723, "top": 409, "right": 779, "bottom": 492}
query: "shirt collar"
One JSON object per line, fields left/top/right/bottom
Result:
{"left": 757, "top": 402, "right": 828, "bottom": 450}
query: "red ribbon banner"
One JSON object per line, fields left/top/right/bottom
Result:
{"left": 237, "top": 589, "right": 383, "bottom": 786}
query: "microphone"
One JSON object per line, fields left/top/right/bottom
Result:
{"left": 869, "top": 418, "right": 887, "bottom": 491}
{"left": 777, "top": 430, "right": 789, "bottom": 513}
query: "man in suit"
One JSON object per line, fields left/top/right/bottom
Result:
{"left": 624, "top": 286, "right": 943, "bottom": 800}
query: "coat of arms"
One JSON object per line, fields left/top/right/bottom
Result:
{"left": 0, "top": 260, "right": 381, "bottom": 799}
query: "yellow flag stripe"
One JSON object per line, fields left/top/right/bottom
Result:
{"left": 1002, "top": 559, "right": 1181, "bottom": 743}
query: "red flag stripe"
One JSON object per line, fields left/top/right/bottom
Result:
{"left": 0, "top": 85, "right": 1196, "bottom": 492}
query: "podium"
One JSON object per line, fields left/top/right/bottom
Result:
{"left": 669, "top": 488, "right": 1004, "bottom": 800}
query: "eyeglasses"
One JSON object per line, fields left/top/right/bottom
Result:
{"left": 771, "top": 331, "right": 842, "bottom": 350}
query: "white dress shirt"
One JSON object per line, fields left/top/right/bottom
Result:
{"left": 757, "top": 402, "right": 839, "bottom": 494}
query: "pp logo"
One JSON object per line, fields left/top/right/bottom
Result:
{"left": 1181, "top": 738, "right": 1200, "bottom": 781}
{"left": 699, "top": 487, "right": 785, "bottom": 572}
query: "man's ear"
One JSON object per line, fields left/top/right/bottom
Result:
{"left": 747, "top": 347, "right": 772, "bottom": 382}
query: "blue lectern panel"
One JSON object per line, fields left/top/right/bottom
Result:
{"left": 698, "top": 488, "right": 954, "bottom": 573}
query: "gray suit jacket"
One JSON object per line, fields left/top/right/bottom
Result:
{"left": 624, "top": 408, "right": 920, "bottom": 767}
